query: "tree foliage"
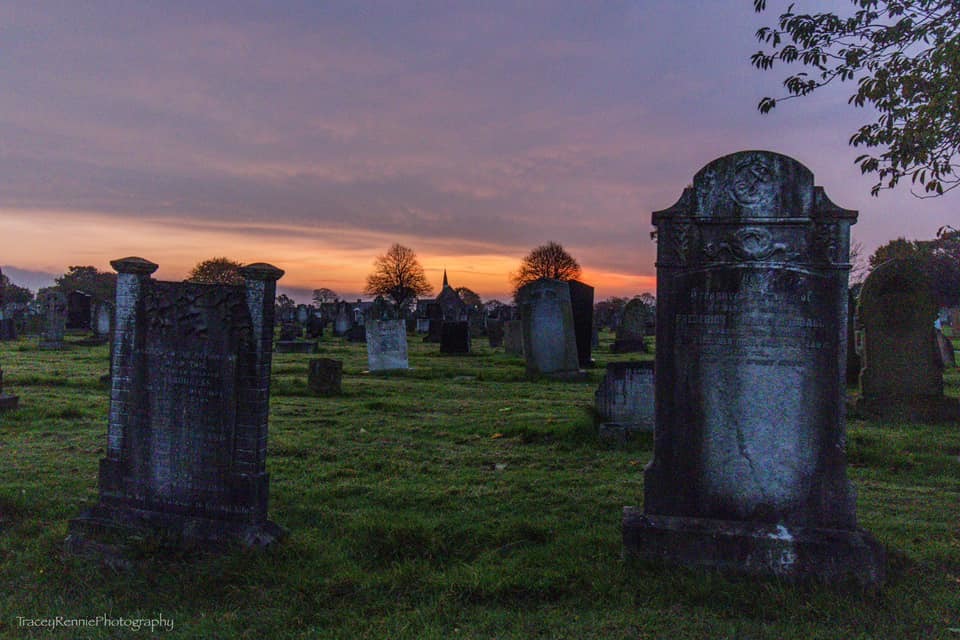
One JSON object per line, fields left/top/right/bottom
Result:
{"left": 55, "top": 266, "right": 116, "bottom": 303}
{"left": 0, "top": 270, "right": 33, "bottom": 304}
{"left": 510, "top": 241, "right": 582, "bottom": 298}
{"left": 363, "top": 244, "right": 433, "bottom": 310}
{"left": 867, "top": 227, "right": 960, "bottom": 306}
{"left": 753, "top": 0, "right": 960, "bottom": 196}
{"left": 312, "top": 288, "right": 338, "bottom": 305}
{"left": 455, "top": 286, "right": 482, "bottom": 310}
{"left": 187, "top": 257, "right": 244, "bottom": 285}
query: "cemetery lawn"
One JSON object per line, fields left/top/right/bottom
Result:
{"left": 1, "top": 333, "right": 958, "bottom": 640}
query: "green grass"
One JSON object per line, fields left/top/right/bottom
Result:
{"left": 0, "top": 331, "right": 958, "bottom": 639}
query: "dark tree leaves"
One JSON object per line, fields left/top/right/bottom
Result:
{"left": 754, "top": 1, "right": 960, "bottom": 196}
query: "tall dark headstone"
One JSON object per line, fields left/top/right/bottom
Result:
{"left": 486, "top": 320, "right": 504, "bottom": 348}
{"left": 567, "top": 280, "right": 595, "bottom": 368}
{"left": 503, "top": 320, "right": 524, "bottom": 356}
{"left": 67, "top": 290, "right": 93, "bottom": 330}
{"left": 612, "top": 298, "right": 648, "bottom": 353}
{"left": 624, "top": 150, "right": 884, "bottom": 585}
{"left": 308, "top": 358, "right": 342, "bottom": 395}
{"left": 857, "top": 258, "right": 959, "bottom": 420}
{"left": 517, "top": 278, "right": 581, "bottom": 378}
{"left": 937, "top": 329, "right": 956, "bottom": 368}
{"left": 440, "top": 321, "right": 471, "bottom": 354}
{"left": 68, "top": 257, "right": 286, "bottom": 551}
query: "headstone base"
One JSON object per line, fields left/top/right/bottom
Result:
{"left": 622, "top": 509, "right": 885, "bottom": 587}
{"left": 275, "top": 340, "right": 318, "bottom": 354}
{"left": 0, "top": 394, "right": 19, "bottom": 411}
{"left": 855, "top": 396, "right": 960, "bottom": 423}
{"left": 67, "top": 505, "right": 286, "bottom": 554}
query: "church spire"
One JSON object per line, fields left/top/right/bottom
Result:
{"left": 442, "top": 269, "right": 449, "bottom": 288}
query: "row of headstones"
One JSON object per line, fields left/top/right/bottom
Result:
{"left": 0, "top": 290, "right": 113, "bottom": 348}
{"left": 12, "top": 151, "right": 915, "bottom": 588}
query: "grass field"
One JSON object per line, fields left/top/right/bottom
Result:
{"left": 0, "top": 331, "right": 958, "bottom": 639}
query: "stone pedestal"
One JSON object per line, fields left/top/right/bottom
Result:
{"left": 625, "top": 151, "right": 885, "bottom": 586}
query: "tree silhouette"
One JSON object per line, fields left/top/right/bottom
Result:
{"left": 753, "top": 0, "right": 960, "bottom": 196}
{"left": 363, "top": 244, "right": 433, "bottom": 310}
{"left": 510, "top": 241, "right": 582, "bottom": 298}
{"left": 187, "top": 257, "right": 244, "bottom": 285}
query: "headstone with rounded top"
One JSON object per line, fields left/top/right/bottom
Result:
{"left": 516, "top": 278, "right": 581, "bottom": 378}
{"left": 624, "top": 150, "right": 885, "bottom": 585}
{"left": 857, "top": 258, "right": 959, "bottom": 420}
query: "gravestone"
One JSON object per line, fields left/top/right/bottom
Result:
{"left": 440, "top": 321, "right": 471, "bottom": 354}
{"left": 38, "top": 290, "right": 67, "bottom": 349}
{"left": 936, "top": 329, "right": 956, "bottom": 368}
{"left": 274, "top": 340, "right": 317, "bottom": 354}
{"left": 423, "top": 303, "right": 443, "bottom": 343}
{"left": 595, "top": 361, "right": 654, "bottom": 443}
{"left": 0, "top": 366, "right": 18, "bottom": 411}
{"left": 857, "top": 258, "right": 959, "bottom": 420}
{"left": 334, "top": 303, "right": 353, "bottom": 336}
{"left": 364, "top": 297, "right": 408, "bottom": 371}
{"left": 308, "top": 358, "right": 343, "bottom": 395}
{"left": 623, "top": 150, "right": 885, "bottom": 585}
{"left": 486, "top": 320, "right": 504, "bottom": 348}
{"left": 846, "top": 289, "right": 861, "bottom": 386}
{"left": 93, "top": 303, "right": 113, "bottom": 343}
{"left": 503, "top": 320, "right": 524, "bottom": 356}
{"left": 67, "top": 257, "right": 286, "bottom": 551}
{"left": 345, "top": 325, "right": 366, "bottom": 342}
{"left": 305, "top": 314, "right": 324, "bottom": 339}
{"left": 567, "top": 280, "right": 595, "bottom": 368}
{"left": 67, "top": 290, "right": 93, "bottom": 330}
{"left": 296, "top": 304, "right": 309, "bottom": 326}
{"left": 516, "top": 279, "right": 581, "bottom": 378}
{"left": 612, "top": 298, "right": 648, "bottom": 353}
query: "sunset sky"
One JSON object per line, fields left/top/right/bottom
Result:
{"left": 1, "top": 2, "right": 955, "bottom": 302}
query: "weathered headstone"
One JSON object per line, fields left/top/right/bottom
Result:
{"left": 38, "top": 290, "right": 67, "bottom": 349}
{"left": 936, "top": 329, "right": 956, "bottom": 368}
{"left": 274, "top": 340, "right": 317, "bottom": 354}
{"left": 440, "top": 321, "right": 471, "bottom": 354}
{"left": 0, "top": 366, "right": 18, "bottom": 411}
{"left": 503, "top": 320, "right": 524, "bottom": 356}
{"left": 67, "top": 290, "right": 93, "bottom": 330}
{"left": 305, "top": 314, "right": 324, "bottom": 339}
{"left": 567, "top": 280, "right": 595, "bottom": 368}
{"left": 296, "top": 304, "right": 309, "bottom": 326}
{"left": 624, "top": 150, "right": 885, "bottom": 585}
{"left": 486, "top": 320, "right": 504, "bottom": 348}
{"left": 517, "top": 278, "right": 581, "bottom": 378}
{"left": 364, "top": 297, "right": 408, "bottom": 371}
{"left": 857, "top": 258, "right": 959, "bottom": 420}
{"left": 308, "top": 358, "right": 343, "bottom": 395}
{"left": 423, "top": 303, "right": 443, "bottom": 343}
{"left": 846, "top": 289, "right": 861, "bottom": 386}
{"left": 334, "top": 302, "right": 353, "bottom": 336}
{"left": 93, "top": 303, "right": 113, "bottom": 342}
{"left": 595, "top": 361, "right": 654, "bottom": 443}
{"left": 612, "top": 298, "right": 648, "bottom": 353}
{"left": 67, "top": 257, "right": 286, "bottom": 551}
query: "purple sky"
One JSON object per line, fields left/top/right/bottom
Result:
{"left": 1, "top": 1, "right": 954, "bottom": 301}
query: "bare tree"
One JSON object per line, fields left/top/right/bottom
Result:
{"left": 510, "top": 241, "right": 582, "bottom": 298}
{"left": 187, "top": 257, "right": 244, "bottom": 285}
{"left": 363, "top": 243, "right": 433, "bottom": 309}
